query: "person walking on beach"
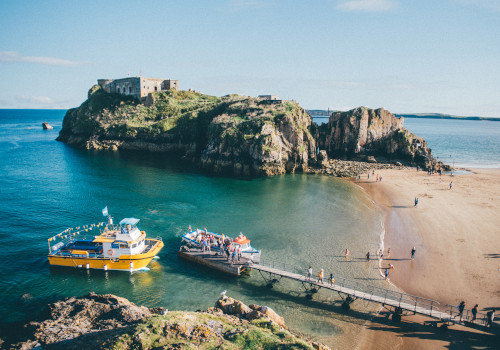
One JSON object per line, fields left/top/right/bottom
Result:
{"left": 384, "top": 268, "right": 389, "bottom": 279}
{"left": 387, "top": 247, "right": 391, "bottom": 258}
{"left": 345, "top": 248, "right": 350, "bottom": 261}
{"left": 411, "top": 247, "right": 416, "bottom": 260}
{"left": 329, "top": 273, "right": 335, "bottom": 285}
{"left": 458, "top": 301, "right": 466, "bottom": 321}
{"left": 366, "top": 251, "right": 370, "bottom": 261}
{"left": 414, "top": 197, "right": 419, "bottom": 207}
{"left": 317, "top": 269, "right": 324, "bottom": 283}
{"left": 450, "top": 181, "right": 453, "bottom": 190}
{"left": 487, "top": 309, "right": 495, "bottom": 327}
{"left": 472, "top": 304, "right": 478, "bottom": 321}
{"left": 307, "top": 266, "right": 312, "bottom": 280}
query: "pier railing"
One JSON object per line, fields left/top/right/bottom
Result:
{"left": 444, "top": 304, "right": 490, "bottom": 327}
{"left": 257, "top": 258, "right": 441, "bottom": 316}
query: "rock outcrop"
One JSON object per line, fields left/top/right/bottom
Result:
{"left": 57, "top": 86, "right": 436, "bottom": 177}
{"left": 313, "top": 107, "right": 434, "bottom": 168}
{"left": 7, "top": 293, "right": 329, "bottom": 350}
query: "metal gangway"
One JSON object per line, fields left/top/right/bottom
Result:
{"left": 251, "top": 259, "right": 491, "bottom": 328}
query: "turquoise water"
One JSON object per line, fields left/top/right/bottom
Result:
{"left": 404, "top": 118, "right": 500, "bottom": 168}
{"left": 0, "top": 109, "right": 385, "bottom": 346}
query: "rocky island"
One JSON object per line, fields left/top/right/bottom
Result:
{"left": 57, "top": 84, "right": 437, "bottom": 177}
{"left": 5, "top": 293, "right": 329, "bottom": 350}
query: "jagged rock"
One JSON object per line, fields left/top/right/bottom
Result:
{"left": 42, "top": 122, "right": 53, "bottom": 130}
{"left": 8, "top": 293, "right": 329, "bottom": 350}
{"left": 248, "top": 304, "right": 287, "bottom": 329}
{"left": 314, "top": 107, "right": 433, "bottom": 168}
{"left": 215, "top": 296, "right": 251, "bottom": 316}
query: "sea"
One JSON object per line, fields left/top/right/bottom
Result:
{"left": 0, "top": 110, "right": 498, "bottom": 346}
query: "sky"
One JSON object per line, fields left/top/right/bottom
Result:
{"left": 0, "top": 0, "right": 499, "bottom": 117}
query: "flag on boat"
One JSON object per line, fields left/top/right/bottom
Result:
{"left": 102, "top": 206, "right": 108, "bottom": 217}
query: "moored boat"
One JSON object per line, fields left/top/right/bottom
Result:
{"left": 48, "top": 212, "right": 163, "bottom": 271}
{"left": 181, "top": 228, "right": 261, "bottom": 263}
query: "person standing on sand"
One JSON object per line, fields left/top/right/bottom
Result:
{"left": 384, "top": 269, "right": 389, "bottom": 279}
{"left": 450, "top": 181, "right": 453, "bottom": 190}
{"left": 345, "top": 248, "right": 350, "bottom": 261}
{"left": 487, "top": 309, "right": 495, "bottom": 327}
{"left": 472, "top": 304, "right": 478, "bottom": 321}
{"left": 411, "top": 247, "right": 416, "bottom": 259}
{"left": 414, "top": 197, "right": 419, "bottom": 207}
{"left": 366, "top": 251, "right": 370, "bottom": 261}
{"left": 387, "top": 247, "right": 391, "bottom": 257}
{"left": 458, "top": 301, "right": 465, "bottom": 321}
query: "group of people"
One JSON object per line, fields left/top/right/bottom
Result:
{"left": 457, "top": 301, "right": 495, "bottom": 327}
{"left": 194, "top": 228, "right": 244, "bottom": 264}
{"left": 307, "top": 266, "right": 335, "bottom": 285}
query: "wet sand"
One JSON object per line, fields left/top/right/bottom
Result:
{"left": 356, "top": 168, "right": 500, "bottom": 349}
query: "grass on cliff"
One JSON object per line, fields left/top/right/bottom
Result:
{"left": 70, "top": 87, "right": 314, "bottom": 155}
{"left": 107, "top": 312, "right": 315, "bottom": 350}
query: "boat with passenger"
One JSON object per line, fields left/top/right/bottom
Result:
{"left": 181, "top": 227, "right": 261, "bottom": 263}
{"left": 47, "top": 211, "right": 164, "bottom": 271}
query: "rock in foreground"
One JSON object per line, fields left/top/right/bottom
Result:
{"left": 8, "top": 293, "right": 329, "bottom": 350}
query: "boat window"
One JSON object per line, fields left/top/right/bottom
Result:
{"left": 119, "top": 243, "right": 128, "bottom": 249}
{"left": 132, "top": 243, "right": 137, "bottom": 248}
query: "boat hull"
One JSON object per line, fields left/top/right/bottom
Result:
{"left": 48, "top": 239, "right": 164, "bottom": 271}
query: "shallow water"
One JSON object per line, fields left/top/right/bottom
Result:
{"left": 1, "top": 110, "right": 390, "bottom": 346}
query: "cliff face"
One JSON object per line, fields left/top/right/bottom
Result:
{"left": 57, "top": 87, "right": 435, "bottom": 176}
{"left": 7, "top": 293, "right": 329, "bottom": 350}
{"left": 200, "top": 99, "right": 316, "bottom": 176}
{"left": 57, "top": 87, "right": 317, "bottom": 176}
{"left": 313, "top": 107, "right": 433, "bottom": 167}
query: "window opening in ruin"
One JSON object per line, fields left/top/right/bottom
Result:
{"left": 154, "top": 86, "right": 157, "bottom": 91}
{"left": 129, "top": 87, "right": 132, "bottom": 94}
{"left": 117, "top": 87, "right": 120, "bottom": 93}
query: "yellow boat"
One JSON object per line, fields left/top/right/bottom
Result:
{"left": 48, "top": 217, "right": 164, "bottom": 271}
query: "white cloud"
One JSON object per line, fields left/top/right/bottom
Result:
{"left": 0, "top": 51, "right": 85, "bottom": 66}
{"left": 457, "top": 0, "right": 500, "bottom": 12}
{"left": 336, "top": 0, "right": 399, "bottom": 12}
{"left": 15, "top": 95, "right": 54, "bottom": 105}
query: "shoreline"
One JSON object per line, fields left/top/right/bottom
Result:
{"left": 356, "top": 167, "right": 500, "bottom": 348}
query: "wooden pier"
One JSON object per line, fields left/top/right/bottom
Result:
{"left": 177, "top": 247, "right": 493, "bottom": 329}
{"left": 251, "top": 259, "right": 492, "bottom": 328}
{"left": 178, "top": 246, "right": 251, "bottom": 277}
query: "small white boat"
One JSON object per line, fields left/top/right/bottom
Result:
{"left": 181, "top": 228, "right": 261, "bottom": 263}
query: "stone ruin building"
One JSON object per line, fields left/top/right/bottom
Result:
{"left": 97, "top": 77, "right": 179, "bottom": 103}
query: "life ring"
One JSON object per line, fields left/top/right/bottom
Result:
{"left": 108, "top": 249, "right": 114, "bottom": 256}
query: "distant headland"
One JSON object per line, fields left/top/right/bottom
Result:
{"left": 57, "top": 77, "right": 441, "bottom": 177}
{"left": 307, "top": 109, "right": 499, "bottom": 122}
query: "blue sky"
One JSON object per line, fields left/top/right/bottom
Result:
{"left": 0, "top": 0, "right": 499, "bottom": 117}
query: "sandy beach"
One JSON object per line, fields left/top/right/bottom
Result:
{"left": 356, "top": 167, "right": 500, "bottom": 349}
